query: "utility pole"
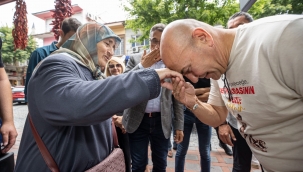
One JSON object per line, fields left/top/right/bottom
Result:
{"left": 240, "top": 0, "right": 256, "bottom": 12}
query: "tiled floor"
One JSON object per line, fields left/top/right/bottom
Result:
{"left": 145, "top": 147, "right": 261, "bottom": 172}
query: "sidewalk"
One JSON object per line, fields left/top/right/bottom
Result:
{"left": 146, "top": 125, "right": 261, "bottom": 172}
{"left": 11, "top": 104, "right": 261, "bottom": 172}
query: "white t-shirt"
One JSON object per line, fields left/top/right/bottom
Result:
{"left": 208, "top": 15, "right": 303, "bottom": 171}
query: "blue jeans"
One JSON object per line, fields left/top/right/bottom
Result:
{"left": 129, "top": 114, "right": 168, "bottom": 172}
{"left": 175, "top": 110, "right": 212, "bottom": 172}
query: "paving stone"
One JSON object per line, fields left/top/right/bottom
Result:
{"left": 211, "top": 156, "right": 218, "bottom": 163}
{"left": 167, "top": 160, "right": 175, "bottom": 168}
{"left": 210, "top": 166, "right": 223, "bottom": 172}
{"left": 185, "top": 154, "right": 199, "bottom": 161}
{"left": 185, "top": 162, "right": 200, "bottom": 171}
{"left": 223, "top": 157, "right": 233, "bottom": 164}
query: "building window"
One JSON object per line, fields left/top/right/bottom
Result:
{"left": 131, "top": 35, "right": 149, "bottom": 47}
{"left": 114, "top": 37, "right": 124, "bottom": 56}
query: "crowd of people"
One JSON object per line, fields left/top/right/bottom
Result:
{"left": 0, "top": 10, "right": 302, "bottom": 172}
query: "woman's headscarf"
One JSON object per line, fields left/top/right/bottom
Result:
{"left": 53, "top": 22, "right": 121, "bottom": 80}
{"left": 104, "top": 56, "right": 126, "bottom": 77}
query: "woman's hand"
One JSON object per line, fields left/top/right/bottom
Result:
{"left": 112, "top": 115, "right": 126, "bottom": 134}
{"left": 155, "top": 68, "right": 184, "bottom": 90}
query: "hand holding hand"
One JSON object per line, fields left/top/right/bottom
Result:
{"left": 218, "top": 124, "right": 236, "bottom": 146}
{"left": 155, "top": 68, "right": 184, "bottom": 90}
{"left": 112, "top": 115, "right": 126, "bottom": 134}
{"left": 174, "top": 130, "right": 184, "bottom": 144}
{"left": 141, "top": 49, "right": 161, "bottom": 68}
{"left": 195, "top": 87, "right": 210, "bottom": 102}
{"left": 1, "top": 121, "right": 18, "bottom": 153}
{"left": 172, "top": 77, "right": 197, "bottom": 108}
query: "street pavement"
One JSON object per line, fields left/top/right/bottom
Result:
{"left": 11, "top": 104, "right": 261, "bottom": 172}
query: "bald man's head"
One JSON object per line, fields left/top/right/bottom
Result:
{"left": 160, "top": 19, "right": 228, "bottom": 82}
{"left": 161, "top": 19, "right": 212, "bottom": 64}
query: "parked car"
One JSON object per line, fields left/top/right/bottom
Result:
{"left": 12, "top": 86, "right": 25, "bottom": 104}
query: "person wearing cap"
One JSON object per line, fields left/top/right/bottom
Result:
{"left": 15, "top": 22, "right": 184, "bottom": 172}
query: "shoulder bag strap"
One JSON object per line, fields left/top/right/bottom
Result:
{"left": 29, "top": 113, "right": 118, "bottom": 171}
{"left": 111, "top": 120, "right": 119, "bottom": 148}
{"left": 28, "top": 114, "right": 59, "bottom": 172}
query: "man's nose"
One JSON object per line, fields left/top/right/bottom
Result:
{"left": 185, "top": 73, "right": 199, "bottom": 83}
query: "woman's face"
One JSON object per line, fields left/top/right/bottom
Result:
{"left": 97, "top": 38, "right": 116, "bottom": 68}
{"left": 108, "top": 61, "right": 123, "bottom": 76}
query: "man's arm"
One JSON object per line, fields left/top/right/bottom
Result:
{"left": 0, "top": 68, "right": 18, "bottom": 153}
{"left": 172, "top": 77, "right": 228, "bottom": 127}
{"left": 172, "top": 94, "right": 184, "bottom": 143}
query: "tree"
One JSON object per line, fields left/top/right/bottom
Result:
{"left": 124, "top": 0, "right": 239, "bottom": 42}
{"left": 248, "top": 0, "right": 303, "bottom": 19}
{"left": 0, "top": 26, "right": 37, "bottom": 65}
{"left": 124, "top": 0, "right": 301, "bottom": 43}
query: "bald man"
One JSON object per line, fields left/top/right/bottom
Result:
{"left": 160, "top": 15, "right": 303, "bottom": 171}
{"left": 218, "top": 11, "right": 260, "bottom": 172}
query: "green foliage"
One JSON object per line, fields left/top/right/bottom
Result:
{"left": 248, "top": 0, "right": 291, "bottom": 19}
{"left": 248, "top": 0, "right": 303, "bottom": 19}
{"left": 0, "top": 26, "right": 37, "bottom": 64}
{"left": 124, "top": 0, "right": 302, "bottom": 43}
{"left": 124, "top": 0, "right": 239, "bottom": 42}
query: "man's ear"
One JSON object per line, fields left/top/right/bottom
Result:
{"left": 192, "top": 28, "right": 214, "bottom": 47}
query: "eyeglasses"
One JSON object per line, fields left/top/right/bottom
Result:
{"left": 221, "top": 73, "right": 233, "bottom": 101}
{"left": 149, "top": 38, "right": 160, "bottom": 46}
{"left": 109, "top": 64, "right": 122, "bottom": 68}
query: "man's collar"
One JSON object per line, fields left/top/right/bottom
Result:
{"left": 50, "top": 41, "right": 59, "bottom": 52}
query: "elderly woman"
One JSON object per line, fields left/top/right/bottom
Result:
{"left": 15, "top": 22, "right": 183, "bottom": 171}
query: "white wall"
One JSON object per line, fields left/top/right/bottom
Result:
{"left": 125, "top": 28, "right": 150, "bottom": 55}
{"left": 44, "top": 12, "right": 85, "bottom": 33}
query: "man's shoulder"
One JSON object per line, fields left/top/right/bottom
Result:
{"left": 44, "top": 53, "right": 75, "bottom": 64}
{"left": 32, "top": 41, "right": 58, "bottom": 57}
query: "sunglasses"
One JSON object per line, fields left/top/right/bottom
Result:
{"left": 109, "top": 64, "right": 122, "bottom": 68}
